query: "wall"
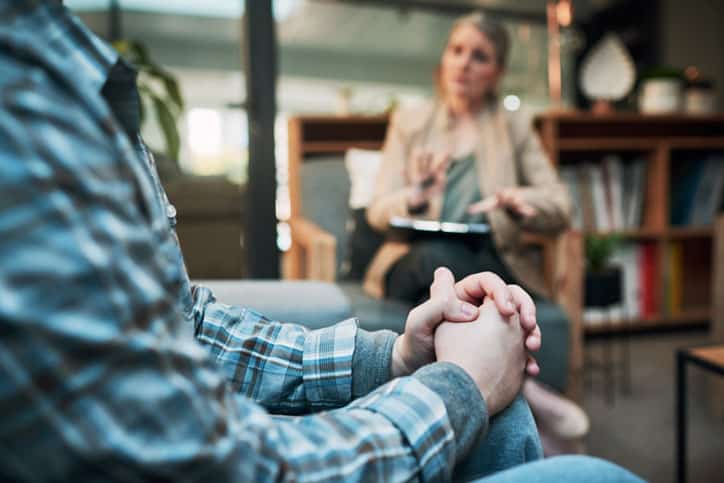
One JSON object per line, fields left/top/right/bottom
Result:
{"left": 659, "top": 0, "right": 724, "bottom": 111}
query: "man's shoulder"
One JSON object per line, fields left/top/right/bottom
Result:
{"left": 0, "top": 51, "right": 89, "bottom": 129}
{"left": 0, "top": 49, "right": 115, "bottom": 178}
{"left": 0, "top": 48, "right": 51, "bottom": 91}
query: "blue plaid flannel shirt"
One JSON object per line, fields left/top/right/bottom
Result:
{"left": 0, "top": 1, "right": 457, "bottom": 481}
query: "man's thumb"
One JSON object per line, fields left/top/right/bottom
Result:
{"left": 431, "top": 267, "right": 478, "bottom": 322}
{"left": 430, "top": 267, "right": 455, "bottom": 298}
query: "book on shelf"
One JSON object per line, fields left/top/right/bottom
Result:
{"left": 602, "top": 155, "right": 625, "bottom": 230}
{"left": 689, "top": 155, "right": 724, "bottom": 226}
{"left": 589, "top": 163, "right": 610, "bottom": 232}
{"left": 559, "top": 166, "right": 583, "bottom": 230}
{"left": 666, "top": 242, "right": 683, "bottom": 316}
{"left": 640, "top": 243, "right": 659, "bottom": 319}
{"left": 623, "top": 159, "right": 647, "bottom": 229}
{"left": 559, "top": 157, "right": 647, "bottom": 232}
{"left": 582, "top": 307, "right": 608, "bottom": 326}
{"left": 671, "top": 154, "right": 724, "bottom": 226}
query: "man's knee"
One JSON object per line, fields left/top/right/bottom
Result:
{"left": 468, "top": 455, "right": 643, "bottom": 482}
{"left": 453, "top": 395, "right": 542, "bottom": 482}
{"left": 521, "top": 455, "right": 645, "bottom": 482}
{"left": 488, "top": 395, "right": 542, "bottom": 459}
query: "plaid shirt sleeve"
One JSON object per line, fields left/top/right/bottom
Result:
{"left": 191, "top": 293, "right": 359, "bottom": 414}
{"left": 0, "top": 32, "right": 456, "bottom": 483}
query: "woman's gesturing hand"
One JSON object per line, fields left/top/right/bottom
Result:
{"left": 406, "top": 149, "right": 450, "bottom": 213}
{"left": 468, "top": 187, "right": 537, "bottom": 219}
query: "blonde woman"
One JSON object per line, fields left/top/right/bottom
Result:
{"left": 365, "top": 11, "right": 588, "bottom": 455}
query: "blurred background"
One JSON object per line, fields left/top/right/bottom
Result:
{"left": 66, "top": 0, "right": 724, "bottom": 278}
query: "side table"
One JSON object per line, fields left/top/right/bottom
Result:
{"left": 676, "top": 344, "right": 724, "bottom": 483}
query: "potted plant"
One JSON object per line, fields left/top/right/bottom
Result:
{"left": 112, "top": 40, "right": 184, "bottom": 165}
{"left": 584, "top": 234, "right": 623, "bottom": 308}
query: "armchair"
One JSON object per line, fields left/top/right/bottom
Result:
{"left": 284, "top": 115, "right": 585, "bottom": 402}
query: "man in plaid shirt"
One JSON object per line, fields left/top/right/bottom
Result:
{"left": 0, "top": 1, "right": 642, "bottom": 482}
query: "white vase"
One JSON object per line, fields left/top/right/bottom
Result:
{"left": 638, "top": 79, "right": 683, "bottom": 113}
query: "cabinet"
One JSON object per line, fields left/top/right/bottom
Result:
{"left": 536, "top": 112, "right": 724, "bottom": 334}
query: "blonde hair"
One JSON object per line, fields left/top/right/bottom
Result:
{"left": 435, "top": 11, "right": 510, "bottom": 101}
{"left": 453, "top": 12, "right": 510, "bottom": 66}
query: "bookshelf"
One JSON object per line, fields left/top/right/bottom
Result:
{"left": 536, "top": 112, "right": 724, "bottom": 334}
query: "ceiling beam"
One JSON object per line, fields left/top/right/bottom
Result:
{"left": 315, "top": 0, "right": 548, "bottom": 24}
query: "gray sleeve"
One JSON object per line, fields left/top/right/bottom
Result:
{"left": 413, "top": 362, "right": 488, "bottom": 463}
{"left": 351, "top": 328, "right": 397, "bottom": 398}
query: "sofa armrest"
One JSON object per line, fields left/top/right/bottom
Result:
{"left": 286, "top": 216, "right": 337, "bottom": 282}
{"left": 522, "top": 230, "right": 584, "bottom": 402}
{"left": 194, "top": 279, "right": 353, "bottom": 330}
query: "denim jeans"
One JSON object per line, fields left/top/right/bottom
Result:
{"left": 453, "top": 395, "right": 543, "bottom": 482}
{"left": 453, "top": 396, "right": 643, "bottom": 483}
{"left": 471, "top": 456, "right": 645, "bottom": 482}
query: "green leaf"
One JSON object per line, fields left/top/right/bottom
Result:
{"left": 127, "top": 40, "right": 151, "bottom": 66}
{"left": 585, "top": 234, "right": 622, "bottom": 272}
{"left": 150, "top": 93, "right": 181, "bottom": 162}
{"left": 112, "top": 39, "right": 184, "bottom": 163}
{"left": 137, "top": 84, "right": 156, "bottom": 127}
{"left": 138, "top": 89, "right": 146, "bottom": 125}
{"left": 146, "top": 64, "right": 184, "bottom": 111}
{"left": 111, "top": 40, "right": 130, "bottom": 55}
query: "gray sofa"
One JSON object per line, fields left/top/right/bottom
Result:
{"left": 197, "top": 279, "right": 408, "bottom": 334}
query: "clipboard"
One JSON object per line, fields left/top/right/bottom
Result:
{"left": 389, "top": 215, "right": 491, "bottom": 236}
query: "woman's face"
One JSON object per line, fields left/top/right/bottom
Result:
{"left": 440, "top": 24, "right": 502, "bottom": 105}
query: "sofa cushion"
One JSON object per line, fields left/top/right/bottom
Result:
{"left": 166, "top": 175, "right": 243, "bottom": 218}
{"left": 345, "top": 148, "right": 382, "bottom": 210}
{"left": 300, "top": 157, "right": 350, "bottom": 277}
{"left": 196, "top": 280, "right": 353, "bottom": 330}
{"left": 338, "top": 282, "right": 410, "bottom": 334}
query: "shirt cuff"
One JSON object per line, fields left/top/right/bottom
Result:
{"left": 413, "top": 362, "right": 488, "bottom": 463}
{"left": 351, "top": 329, "right": 396, "bottom": 398}
{"left": 302, "top": 318, "right": 357, "bottom": 409}
{"left": 349, "top": 376, "right": 456, "bottom": 482}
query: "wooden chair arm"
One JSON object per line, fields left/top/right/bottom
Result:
{"left": 520, "top": 231, "right": 583, "bottom": 300}
{"left": 286, "top": 216, "right": 337, "bottom": 282}
{"left": 522, "top": 230, "right": 585, "bottom": 402}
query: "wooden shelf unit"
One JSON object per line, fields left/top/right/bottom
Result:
{"left": 536, "top": 112, "right": 724, "bottom": 334}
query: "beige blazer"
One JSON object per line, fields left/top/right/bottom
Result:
{"left": 364, "top": 100, "right": 571, "bottom": 299}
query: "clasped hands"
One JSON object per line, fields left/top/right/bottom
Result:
{"left": 391, "top": 267, "right": 540, "bottom": 415}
